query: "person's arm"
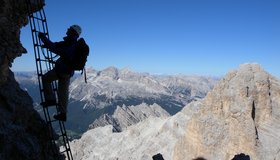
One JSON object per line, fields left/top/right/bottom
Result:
{"left": 38, "top": 32, "right": 65, "bottom": 55}
{"left": 38, "top": 33, "right": 54, "bottom": 48}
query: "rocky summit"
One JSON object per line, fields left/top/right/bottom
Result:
{"left": 174, "top": 63, "right": 280, "bottom": 160}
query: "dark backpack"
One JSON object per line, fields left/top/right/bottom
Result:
{"left": 70, "top": 38, "right": 89, "bottom": 71}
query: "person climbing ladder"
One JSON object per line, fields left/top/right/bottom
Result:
{"left": 39, "top": 24, "right": 86, "bottom": 121}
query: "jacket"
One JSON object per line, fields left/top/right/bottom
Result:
{"left": 39, "top": 34, "right": 78, "bottom": 76}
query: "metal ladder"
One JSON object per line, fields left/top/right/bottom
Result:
{"left": 25, "top": 0, "right": 73, "bottom": 159}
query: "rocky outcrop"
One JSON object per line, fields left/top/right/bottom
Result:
{"left": 89, "top": 103, "right": 170, "bottom": 132}
{"left": 174, "top": 64, "right": 280, "bottom": 160}
{"left": 70, "top": 101, "right": 201, "bottom": 160}
{"left": 0, "top": 0, "right": 61, "bottom": 159}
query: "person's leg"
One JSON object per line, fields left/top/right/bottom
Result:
{"left": 41, "top": 69, "right": 58, "bottom": 106}
{"left": 58, "top": 74, "right": 70, "bottom": 113}
{"left": 53, "top": 73, "right": 70, "bottom": 121}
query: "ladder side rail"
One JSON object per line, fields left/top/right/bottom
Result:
{"left": 36, "top": 9, "right": 60, "bottom": 110}
{"left": 38, "top": 10, "right": 75, "bottom": 160}
{"left": 28, "top": 15, "right": 60, "bottom": 160}
{"left": 37, "top": 18, "right": 63, "bottom": 153}
{"left": 26, "top": 1, "right": 74, "bottom": 159}
{"left": 64, "top": 123, "right": 74, "bottom": 160}
{"left": 40, "top": 13, "right": 60, "bottom": 104}
{"left": 30, "top": 15, "right": 50, "bottom": 121}
{"left": 32, "top": 15, "right": 60, "bottom": 145}
{"left": 37, "top": 9, "right": 60, "bottom": 110}
{"left": 37, "top": 8, "right": 74, "bottom": 160}
{"left": 60, "top": 122, "right": 73, "bottom": 160}
{"left": 29, "top": 13, "right": 43, "bottom": 91}
{"left": 26, "top": 0, "right": 62, "bottom": 159}
{"left": 35, "top": 11, "right": 49, "bottom": 70}
{"left": 34, "top": 10, "right": 58, "bottom": 118}
{"left": 26, "top": 0, "right": 51, "bottom": 134}
{"left": 36, "top": 7, "right": 65, "bottom": 144}
{"left": 37, "top": 8, "right": 55, "bottom": 67}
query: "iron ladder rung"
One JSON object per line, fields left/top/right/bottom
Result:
{"left": 30, "top": 15, "right": 46, "bottom": 22}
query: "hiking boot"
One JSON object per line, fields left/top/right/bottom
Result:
{"left": 53, "top": 113, "right": 66, "bottom": 121}
{"left": 40, "top": 100, "right": 56, "bottom": 107}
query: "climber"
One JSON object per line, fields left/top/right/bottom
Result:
{"left": 38, "top": 24, "right": 82, "bottom": 121}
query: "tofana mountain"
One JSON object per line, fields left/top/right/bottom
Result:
{"left": 0, "top": 0, "right": 62, "bottom": 159}
{"left": 70, "top": 64, "right": 280, "bottom": 160}
{"left": 15, "top": 67, "right": 217, "bottom": 134}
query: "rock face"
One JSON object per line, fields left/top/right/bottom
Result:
{"left": 70, "top": 101, "right": 202, "bottom": 160}
{"left": 89, "top": 103, "right": 170, "bottom": 132}
{"left": 174, "top": 64, "right": 280, "bottom": 160}
{"left": 69, "top": 63, "right": 280, "bottom": 160}
{"left": 0, "top": 0, "right": 61, "bottom": 159}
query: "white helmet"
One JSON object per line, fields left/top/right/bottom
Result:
{"left": 70, "top": 24, "right": 82, "bottom": 36}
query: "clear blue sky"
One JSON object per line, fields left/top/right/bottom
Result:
{"left": 12, "top": 0, "right": 280, "bottom": 77}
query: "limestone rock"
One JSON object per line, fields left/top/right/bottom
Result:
{"left": 173, "top": 64, "right": 280, "bottom": 160}
{"left": 70, "top": 101, "right": 202, "bottom": 160}
{"left": 89, "top": 103, "right": 170, "bottom": 132}
{"left": 0, "top": 0, "right": 62, "bottom": 159}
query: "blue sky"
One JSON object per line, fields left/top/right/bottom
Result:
{"left": 12, "top": 0, "right": 280, "bottom": 77}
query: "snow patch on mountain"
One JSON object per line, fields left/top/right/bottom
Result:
{"left": 69, "top": 67, "right": 217, "bottom": 111}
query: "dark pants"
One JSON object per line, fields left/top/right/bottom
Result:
{"left": 42, "top": 69, "right": 70, "bottom": 114}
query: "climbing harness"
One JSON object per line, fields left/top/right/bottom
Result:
{"left": 25, "top": 0, "right": 73, "bottom": 159}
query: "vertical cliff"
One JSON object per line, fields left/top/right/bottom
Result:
{"left": 0, "top": 0, "right": 61, "bottom": 159}
{"left": 173, "top": 64, "right": 280, "bottom": 160}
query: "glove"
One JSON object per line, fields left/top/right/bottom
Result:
{"left": 38, "top": 32, "right": 45, "bottom": 39}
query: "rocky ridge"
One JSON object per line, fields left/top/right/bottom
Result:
{"left": 70, "top": 101, "right": 201, "bottom": 160}
{"left": 89, "top": 103, "right": 170, "bottom": 132}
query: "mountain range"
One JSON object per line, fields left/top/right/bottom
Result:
{"left": 15, "top": 67, "right": 217, "bottom": 135}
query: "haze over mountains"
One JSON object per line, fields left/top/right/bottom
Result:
{"left": 15, "top": 67, "right": 217, "bottom": 135}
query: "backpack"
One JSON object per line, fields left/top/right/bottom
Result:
{"left": 70, "top": 38, "right": 89, "bottom": 71}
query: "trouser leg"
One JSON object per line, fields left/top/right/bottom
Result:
{"left": 57, "top": 74, "right": 70, "bottom": 114}
{"left": 42, "top": 69, "right": 57, "bottom": 101}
